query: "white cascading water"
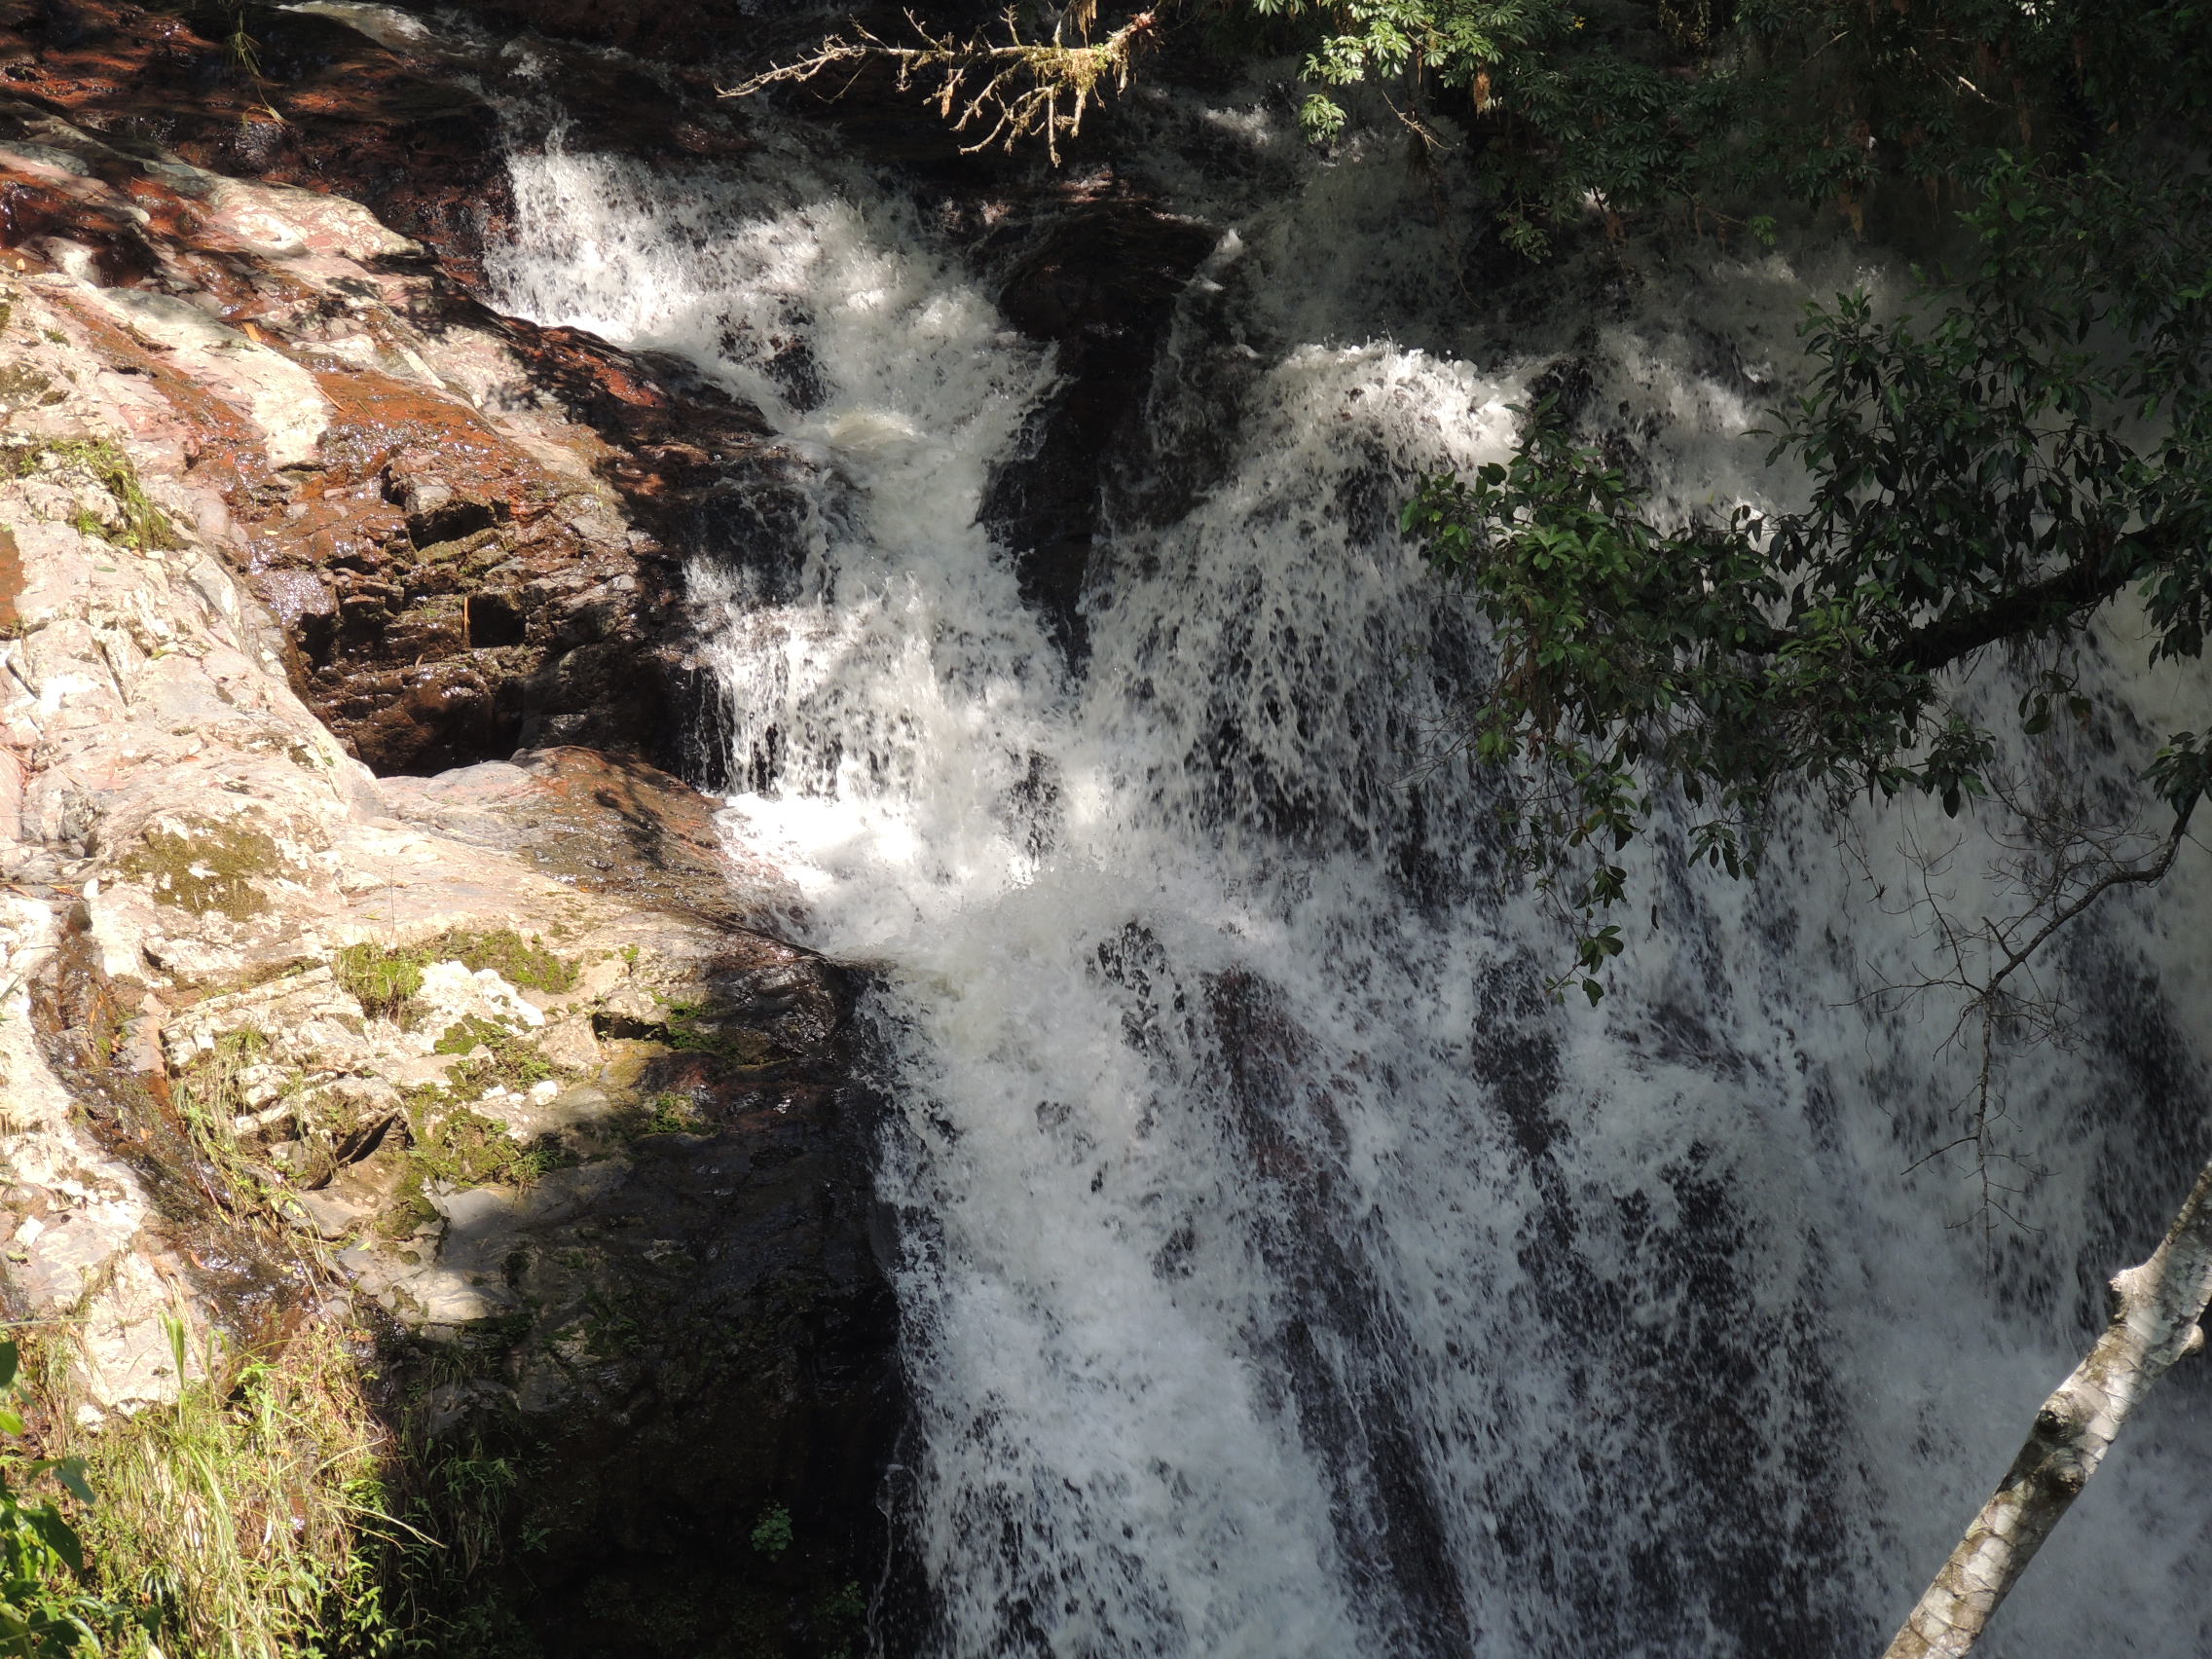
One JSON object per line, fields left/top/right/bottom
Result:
{"left": 489, "top": 72, "right": 2212, "bottom": 1658}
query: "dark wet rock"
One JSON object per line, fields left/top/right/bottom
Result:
{"left": 386, "top": 940, "right": 901, "bottom": 1659}
{"left": 430, "top": 0, "right": 757, "bottom": 57}
{"left": 433, "top": 0, "right": 1006, "bottom": 60}
{"left": 313, "top": 916, "right": 901, "bottom": 1659}
{"left": 0, "top": 0, "right": 514, "bottom": 283}
{"left": 981, "top": 196, "right": 1215, "bottom": 664}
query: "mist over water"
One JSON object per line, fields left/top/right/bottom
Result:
{"left": 491, "top": 84, "right": 2212, "bottom": 1659}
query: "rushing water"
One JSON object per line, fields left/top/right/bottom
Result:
{"left": 489, "top": 71, "right": 2212, "bottom": 1659}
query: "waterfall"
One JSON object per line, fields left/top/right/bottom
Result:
{"left": 490, "top": 82, "right": 2212, "bottom": 1659}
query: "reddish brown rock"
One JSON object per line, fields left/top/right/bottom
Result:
{"left": 0, "top": 66, "right": 796, "bottom": 779}
{"left": 0, "top": 0, "right": 514, "bottom": 282}
{"left": 379, "top": 744, "right": 801, "bottom": 928}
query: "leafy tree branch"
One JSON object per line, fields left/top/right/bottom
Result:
{"left": 1401, "top": 161, "right": 2212, "bottom": 1007}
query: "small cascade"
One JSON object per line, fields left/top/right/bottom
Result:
{"left": 491, "top": 82, "right": 2212, "bottom": 1659}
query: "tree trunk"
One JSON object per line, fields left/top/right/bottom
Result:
{"left": 1881, "top": 1156, "right": 2212, "bottom": 1659}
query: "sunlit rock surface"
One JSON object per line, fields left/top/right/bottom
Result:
{"left": 0, "top": 29, "right": 897, "bottom": 1648}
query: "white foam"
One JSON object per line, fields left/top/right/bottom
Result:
{"left": 494, "top": 95, "right": 2212, "bottom": 1659}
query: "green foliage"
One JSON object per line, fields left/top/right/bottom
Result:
{"left": 0, "top": 438, "right": 181, "bottom": 553}
{"left": 748, "top": 1505, "right": 793, "bottom": 1560}
{"left": 0, "top": 1345, "right": 136, "bottom": 1659}
{"left": 436, "top": 932, "right": 578, "bottom": 997}
{"left": 405, "top": 1442, "right": 517, "bottom": 1581}
{"left": 387, "top": 1101, "right": 571, "bottom": 1235}
{"left": 333, "top": 945, "right": 425, "bottom": 1021}
{"left": 335, "top": 932, "right": 577, "bottom": 1024}
{"left": 1404, "top": 401, "right": 1779, "bottom": 999}
{"left": 433, "top": 1020, "right": 558, "bottom": 1097}
{"left": 51, "top": 1320, "right": 395, "bottom": 1659}
{"left": 1404, "top": 160, "right": 2212, "bottom": 995}
{"left": 1253, "top": 0, "right": 1564, "bottom": 135}
{"left": 620, "top": 1093, "right": 705, "bottom": 1138}
{"left": 1258, "top": 0, "right": 2212, "bottom": 249}
{"left": 768, "top": 0, "right": 2212, "bottom": 262}
{"left": 360, "top": 1343, "right": 547, "bottom": 1652}
{"left": 172, "top": 1032, "right": 306, "bottom": 1231}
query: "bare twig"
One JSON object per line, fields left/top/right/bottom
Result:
{"left": 723, "top": 8, "right": 1161, "bottom": 165}
{"left": 1980, "top": 810, "right": 2191, "bottom": 1006}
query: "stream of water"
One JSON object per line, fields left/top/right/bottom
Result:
{"left": 488, "top": 71, "right": 2212, "bottom": 1659}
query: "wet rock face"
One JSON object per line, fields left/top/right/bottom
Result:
{"left": 980, "top": 198, "right": 1217, "bottom": 664}
{"left": 435, "top": 0, "right": 1013, "bottom": 61}
{"left": 0, "top": 9, "right": 904, "bottom": 1625}
{"left": 0, "top": 0, "right": 513, "bottom": 283}
{"left": 0, "top": 88, "right": 793, "bottom": 776}
{"left": 246, "top": 360, "right": 694, "bottom": 776}
{"left": 381, "top": 745, "right": 801, "bottom": 925}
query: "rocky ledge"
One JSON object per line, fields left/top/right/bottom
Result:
{"left": 0, "top": 40, "right": 894, "bottom": 1659}
{"left": 0, "top": 0, "right": 808, "bottom": 778}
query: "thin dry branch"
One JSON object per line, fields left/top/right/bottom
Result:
{"left": 1978, "top": 809, "right": 2192, "bottom": 1006}
{"left": 1834, "top": 767, "right": 2198, "bottom": 1249}
{"left": 723, "top": 8, "right": 1160, "bottom": 165}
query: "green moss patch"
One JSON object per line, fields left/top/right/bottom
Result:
{"left": 386, "top": 1102, "right": 575, "bottom": 1237}
{"left": 333, "top": 939, "right": 426, "bottom": 1018}
{"left": 611, "top": 1090, "right": 707, "bottom": 1139}
{"left": 335, "top": 930, "right": 577, "bottom": 1021}
{"left": 120, "top": 816, "right": 285, "bottom": 920}
{"left": 0, "top": 435, "right": 181, "bottom": 552}
{"left": 656, "top": 1000, "right": 778, "bottom": 1065}
{"left": 434, "top": 1018, "right": 559, "bottom": 1096}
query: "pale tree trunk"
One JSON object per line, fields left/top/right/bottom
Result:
{"left": 1882, "top": 1156, "right": 2212, "bottom": 1659}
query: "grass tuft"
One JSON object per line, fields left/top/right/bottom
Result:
{"left": 335, "top": 932, "right": 577, "bottom": 1023}
{"left": 55, "top": 1319, "right": 398, "bottom": 1659}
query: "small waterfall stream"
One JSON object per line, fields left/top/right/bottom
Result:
{"left": 488, "top": 78, "right": 2212, "bottom": 1659}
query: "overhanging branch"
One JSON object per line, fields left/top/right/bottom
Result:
{"left": 1888, "top": 534, "right": 2160, "bottom": 678}
{"left": 722, "top": 8, "right": 1159, "bottom": 164}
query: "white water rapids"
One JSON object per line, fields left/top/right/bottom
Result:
{"left": 488, "top": 77, "right": 2212, "bottom": 1659}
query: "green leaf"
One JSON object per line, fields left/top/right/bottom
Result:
{"left": 28, "top": 1507, "right": 83, "bottom": 1576}
{"left": 47, "top": 1461, "right": 91, "bottom": 1508}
